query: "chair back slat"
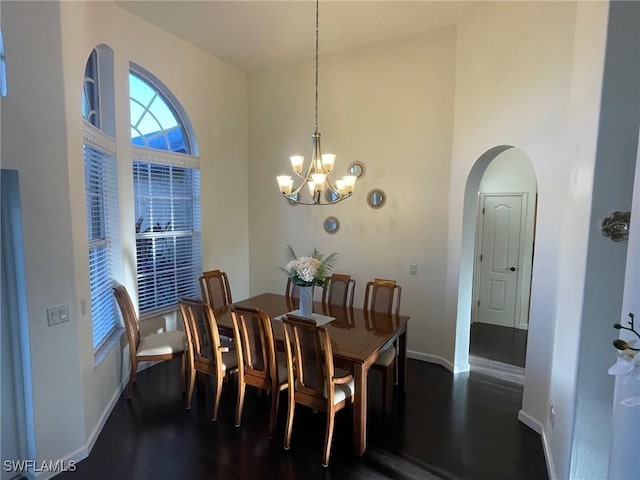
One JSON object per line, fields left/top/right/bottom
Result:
{"left": 112, "top": 284, "right": 140, "bottom": 351}
{"left": 321, "top": 273, "right": 355, "bottom": 308}
{"left": 179, "top": 298, "right": 223, "bottom": 367}
{"left": 200, "top": 270, "right": 233, "bottom": 310}
{"left": 364, "top": 279, "right": 402, "bottom": 315}
{"left": 231, "top": 304, "right": 276, "bottom": 381}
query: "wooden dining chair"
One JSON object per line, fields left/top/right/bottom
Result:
{"left": 199, "top": 269, "right": 233, "bottom": 310}
{"left": 230, "top": 304, "right": 288, "bottom": 438}
{"left": 321, "top": 273, "right": 355, "bottom": 308}
{"left": 179, "top": 298, "right": 238, "bottom": 421}
{"left": 113, "top": 284, "right": 186, "bottom": 399}
{"left": 200, "top": 269, "right": 235, "bottom": 346}
{"left": 282, "top": 314, "right": 355, "bottom": 467}
{"left": 363, "top": 278, "right": 402, "bottom": 411}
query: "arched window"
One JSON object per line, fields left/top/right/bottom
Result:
{"left": 82, "top": 46, "right": 120, "bottom": 353}
{"left": 130, "top": 64, "right": 201, "bottom": 314}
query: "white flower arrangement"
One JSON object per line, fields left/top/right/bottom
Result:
{"left": 280, "top": 245, "right": 337, "bottom": 287}
{"left": 608, "top": 313, "right": 640, "bottom": 407}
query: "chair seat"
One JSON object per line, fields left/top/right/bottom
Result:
{"left": 137, "top": 330, "right": 186, "bottom": 356}
{"left": 374, "top": 345, "right": 396, "bottom": 367}
{"left": 221, "top": 349, "right": 238, "bottom": 371}
{"left": 276, "top": 351, "right": 289, "bottom": 384}
{"left": 332, "top": 376, "right": 355, "bottom": 405}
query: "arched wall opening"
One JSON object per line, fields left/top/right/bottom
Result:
{"left": 453, "top": 145, "right": 538, "bottom": 373}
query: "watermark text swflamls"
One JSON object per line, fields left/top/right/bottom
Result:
{"left": 3, "top": 460, "right": 77, "bottom": 474}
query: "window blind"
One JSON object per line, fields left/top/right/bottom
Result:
{"left": 84, "top": 140, "right": 119, "bottom": 350}
{"left": 133, "top": 161, "right": 201, "bottom": 313}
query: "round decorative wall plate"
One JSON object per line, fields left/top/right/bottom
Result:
{"left": 324, "top": 216, "right": 340, "bottom": 234}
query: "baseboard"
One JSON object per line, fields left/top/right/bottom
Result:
{"left": 407, "top": 350, "right": 467, "bottom": 373}
{"left": 518, "top": 410, "right": 557, "bottom": 480}
{"left": 31, "top": 377, "right": 127, "bottom": 479}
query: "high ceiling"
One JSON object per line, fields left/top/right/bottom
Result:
{"left": 115, "top": 1, "right": 481, "bottom": 72}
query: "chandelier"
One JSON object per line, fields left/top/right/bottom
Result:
{"left": 276, "top": 0, "right": 356, "bottom": 205}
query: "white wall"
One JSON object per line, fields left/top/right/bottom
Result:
{"left": 1, "top": 0, "right": 248, "bottom": 470}
{"left": 447, "top": 2, "right": 609, "bottom": 479}
{"left": 570, "top": 1, "right": 639, "bottom": 478}
{"left": 248, "top": 28, "right": 456, "bottom": 365}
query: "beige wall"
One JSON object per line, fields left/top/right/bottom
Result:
{"left": 1, "top": 1, "right": 621, "bottom": 479}
{"left": 248, "top": 27, "right": 456, "bottom": 363}
{"left": 2, "top": 0, "right": 248, "bottom": 468}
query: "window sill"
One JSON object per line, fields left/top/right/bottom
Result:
{"left": 94, "top": 326, "right": 125, "bottom": 367}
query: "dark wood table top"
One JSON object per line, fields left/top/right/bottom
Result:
{"left": 214, "top": 292, "right": 409, "bottom": 365}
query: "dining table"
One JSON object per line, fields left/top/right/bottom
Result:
{"left": 212, "top": 292, "right": 410, "bottom": 456}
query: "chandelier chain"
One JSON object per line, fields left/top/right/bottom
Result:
{"left": 275, "top": 0, "right": 356, "bottom": 205}
{"left": 314, "top": 0, "right": 319, "bottom": 132}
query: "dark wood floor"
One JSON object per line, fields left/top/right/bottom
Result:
{"left": 58, "top": 355, "right": 547, "bottom": 480}
{"left": 469, "top": 322, "right": 528, "bottom": 368}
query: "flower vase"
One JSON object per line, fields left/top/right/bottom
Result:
{"left": 298, "top": 285, "right": 314, "bottom": 318}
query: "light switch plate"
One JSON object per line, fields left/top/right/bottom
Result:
{"left": 47, "top": 304, "right": 70, "bottom": 326}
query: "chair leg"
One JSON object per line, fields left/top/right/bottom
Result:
{"left": 382, "top": 365, "right": 393, "bottom": 412}
{"left": 322, "top": 410, "right": 336, "bottom": 467}
{"left": 394, "top": 340, "right": 399, "bottom": 386}
{"left": 211, "top": 373, "right": 224, "bottom": 421}
{"left": 235, "top": 378, "right": 246, "bottom": 427}
{"left": 268, "top": 388, "right": 280, "bottom": 440}
{"left": 180, "top": 353, "right": 186, "bottom": 392}
{"left": 126, "top": 360, "right": 137, "bottom": 399}
{"left": 186, "top": 367, "right": 196, "bottom": 409}
{"left": 284, "top": 392, "right": 295, "bottom": 450}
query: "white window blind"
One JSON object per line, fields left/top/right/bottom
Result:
{"left": 84, "top": 135, "right": 119, "bottom": 350}
{"left": 133, "top": 161, "right": 201, "bottom": 313}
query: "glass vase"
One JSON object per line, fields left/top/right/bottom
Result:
{"left": 298, "top": 285, "right": 313, "bottom": 317}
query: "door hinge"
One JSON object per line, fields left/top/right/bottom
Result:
{"left": 482, "top": 207, "right": 485, "bottom": 214}
{"left": 477, "top": 300, "right": 480, "bottom": 307}
{"left": 479, "top": 254, "right": 483, "bottom": 262}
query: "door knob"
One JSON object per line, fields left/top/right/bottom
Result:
{"left": 506, "top": 267, "right": 516, "bottom": 272}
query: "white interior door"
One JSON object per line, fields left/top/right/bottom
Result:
{"left": 476, "top": 194, "right": 523, "bottom": 327}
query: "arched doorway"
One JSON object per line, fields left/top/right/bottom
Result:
{"left": 469, "top": 148, "right": 537, "bottom": 377}
{"left": 455, "top": 146, "right": 537, "bottom": 379}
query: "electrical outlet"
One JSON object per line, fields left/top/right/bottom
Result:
{"left": 47, "top": 304, "right": 70, "bottom": 326}
{"left": 410, "top": 264, "right": 418, "bottom": 275}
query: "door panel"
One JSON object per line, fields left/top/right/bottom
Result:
{"left": 477, "top": 194, "right": 523, "bottom": 327}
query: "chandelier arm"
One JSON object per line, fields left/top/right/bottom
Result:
{"left": 281, "top": 192, "right": 352, "bottom": 206}
{"left": 325, "top": 177, "right": 340, "bottom": 193}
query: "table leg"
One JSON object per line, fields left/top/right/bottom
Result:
{"left": 397, "top": 327, "right": 407, "bottom": 391}
{"left": 353, "top": 362, "right": 367, "bottom": 455}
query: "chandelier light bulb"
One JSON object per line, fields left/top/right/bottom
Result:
{"left": 277, "top": 175, "right": 294, "bottom": 195}
{"left": 321, "top": 153, "right": 335, "bottom": 172}
{"left": 343, "top": 175, "right": 357, "bottom": 193}
{"left": 290, "top": 156, "right": 304, "bottom": 175}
